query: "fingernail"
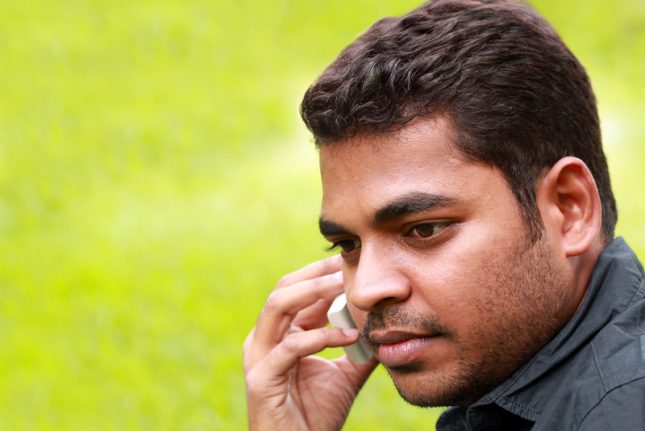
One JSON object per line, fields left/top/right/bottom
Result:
{"left": 342, "top": 328, "right": 359, "bottom": 337}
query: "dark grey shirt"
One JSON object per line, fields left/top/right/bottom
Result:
{"left": 437, "top": 238, "right": 645, "bottom": 431}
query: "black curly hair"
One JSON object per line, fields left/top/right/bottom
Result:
{"left": 301, "top": 0, "right": 616, "bottom": 242}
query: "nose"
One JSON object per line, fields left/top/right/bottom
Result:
{"left": 346, "top": 244, "right": 411, "bottom": 312}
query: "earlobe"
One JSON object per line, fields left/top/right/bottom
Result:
{"left": 537, "top": 157, "right": 602, "bottom": 257}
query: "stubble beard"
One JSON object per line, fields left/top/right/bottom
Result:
{"left": 365, "top": 234, "right": 571, "bottom": 407}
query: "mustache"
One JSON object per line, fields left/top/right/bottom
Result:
{"left": 361, "top": 306, "right": 453, "bottom": 345}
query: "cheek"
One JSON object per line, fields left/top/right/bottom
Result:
{"left": 406, "top": 231, "right": 514, "bottom": 330}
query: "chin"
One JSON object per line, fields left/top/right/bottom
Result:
{"left": 385, "top": 364, "right": 492, "bottom": 407}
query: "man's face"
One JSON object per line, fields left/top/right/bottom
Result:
{"left": 319, "top": 117, "right": 576, "bottom": 406}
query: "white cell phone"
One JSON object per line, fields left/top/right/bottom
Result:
{"left": 326, "top": 293, "right": 373, "bottom": 364}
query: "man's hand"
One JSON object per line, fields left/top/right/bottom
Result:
{"left": 243, "top": 255, "right": 377, "bottom": 431}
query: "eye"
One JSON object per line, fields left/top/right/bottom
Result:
{"left": 408, "top": 222, "right": 450, "bottom": 238}
{"left": 327, "top": 238, "right": 361, "bottom": 255}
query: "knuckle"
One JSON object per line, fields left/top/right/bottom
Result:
{"left": 310, "top": 276, "right": 324, "bottom": 290}
{"left": 243, "top": 356, "right": 252, "bottom": 372}
{"left": 321, "top": 259, "right": 333, "bottom": 274}
{"left": 275, "top": 274, "right": 292, "bottom": 289}
{"left": 263, "top": 291, "right": 284, "bottom": 313}
{"left": 281, "top": 333, "right": 300, "bottom": 353}
{"left": 322, "top": 255, "right": 340, "bottom": 273}
{"left": 244, "top": 368, "right": 262, "bottom": 393}
{"left": 320, "top": 327, "right": 334, "bottom": 343}
{"left": 242, "top": 344, "right": 255, "bottom": 372}
{"left": 242, "top": 330, "right": 254, "bottom": 355}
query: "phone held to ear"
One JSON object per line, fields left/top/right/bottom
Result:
{"left": 326, "top": 293, "right": 373, "bottom": 364}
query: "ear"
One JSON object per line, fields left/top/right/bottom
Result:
{"left": 536, "top": 157, "right": 602, "bottom": 257}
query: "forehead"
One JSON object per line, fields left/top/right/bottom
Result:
{"left": 322, "top": 116, "right": 460, "bottom": 171}
{"left": 319, "top": 117, "right": 496, "bottom": 216}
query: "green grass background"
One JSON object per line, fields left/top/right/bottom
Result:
{"left": 0, "top": 0, "right": 643, "bottom": 429}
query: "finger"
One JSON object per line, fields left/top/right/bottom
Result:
{"left": 243, "top": 327, "right": 257, "bottom": 371}
{"left": 333, "top": 355, "right": 379, "bottom": 391}
{"left": 261, "top": 327, "right": 360, "bottom": 376}
{"left": 250, "top": 271, "right": 344, "bottom": 363}
{"left": 275, "top": 255, "right": 342, "bottom": 290}
{"left": 292, "top": 296, "right": 338, "bottom": 330}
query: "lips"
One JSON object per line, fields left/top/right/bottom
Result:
{"left": 369, "top": 330, "right": 437, "bottom": 368}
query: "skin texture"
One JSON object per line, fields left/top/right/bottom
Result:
{"left": 318, "top": 116, "right": 600, "bottom": 406}
{"left": 244, "top": 115, "right": 604, "bottom": 429}
{"left": 243, "top": 257, "right": 378, "bottom": 431}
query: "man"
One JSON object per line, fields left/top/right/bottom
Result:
{"left": 244, "top": 0, "right": 645, "bottom": 429}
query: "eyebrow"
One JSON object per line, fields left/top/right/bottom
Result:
{"left": 318, "top": 219, "right": 349, "bottom": 237}
{"left": 373, "top": 192, "right": 458, "bottom": 224}
{"left": 318, "top": 191, "right": 458, "bottom": 237}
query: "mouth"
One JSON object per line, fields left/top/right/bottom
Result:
{"left": 369, "top": 330, "right": 438, "bottom": 368}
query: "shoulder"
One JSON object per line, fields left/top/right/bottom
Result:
{"left": 534, "top": 296, "right": 645, "bottom": 430}
{"left": 576, "top": 298, "right": 645, "bottom": 430}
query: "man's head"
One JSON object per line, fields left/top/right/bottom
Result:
{"left": 308, "top": 0, "right": 615, "bottom": 406}
{"left": 303, "top": 0, "right": 616, "bottom": 242}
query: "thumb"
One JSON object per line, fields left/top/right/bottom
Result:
{"left": 335, "top": 356, "right": 379, "bottom": 391}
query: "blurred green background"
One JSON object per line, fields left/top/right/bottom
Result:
{"left": 0, "top": 0, "right": 643, "bottom": 429}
